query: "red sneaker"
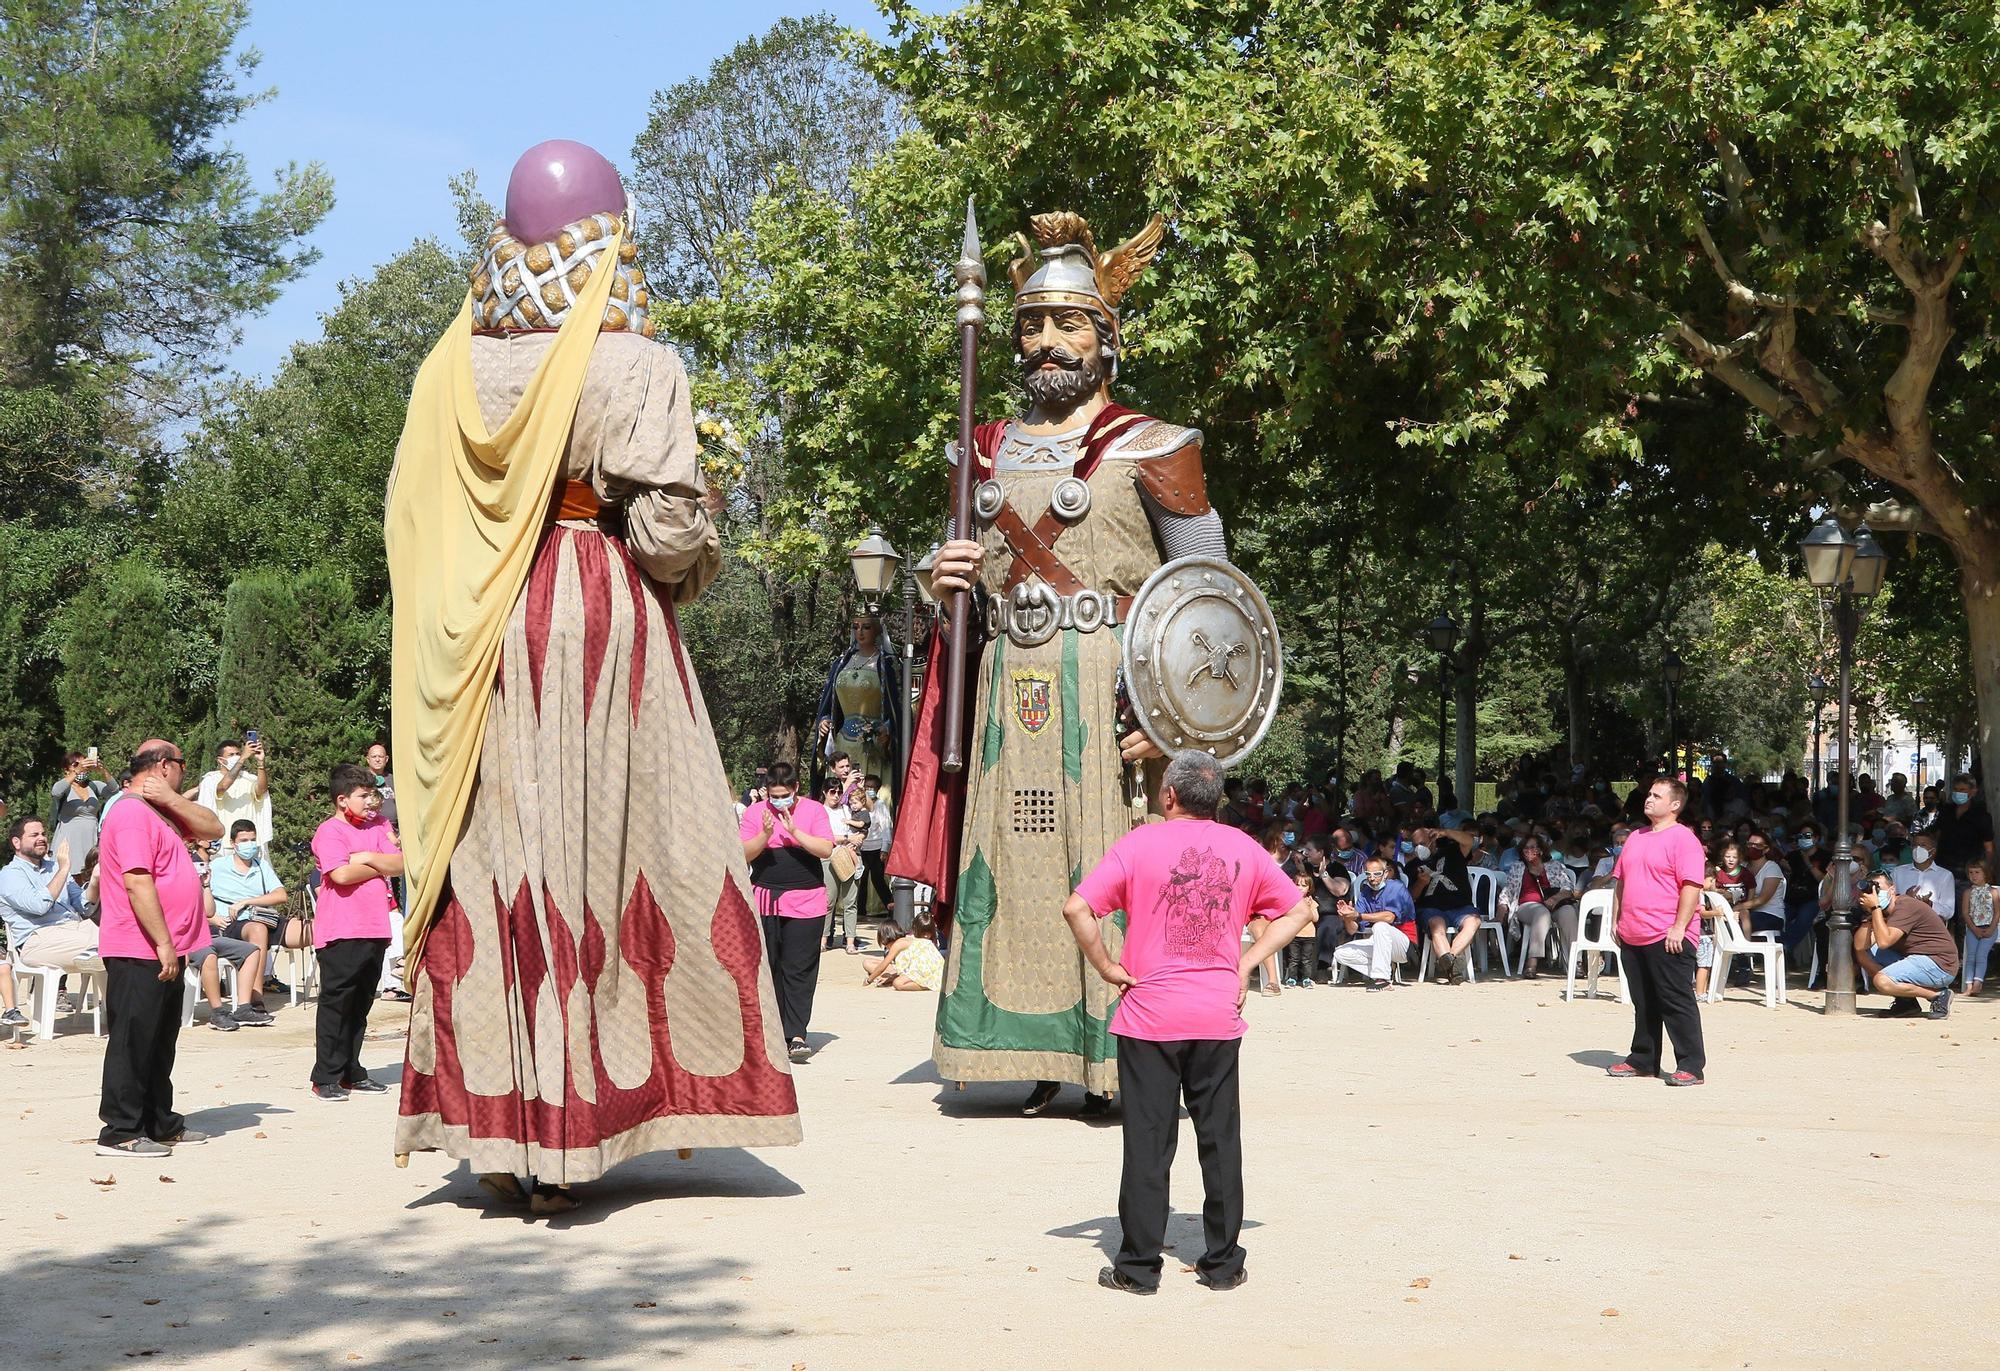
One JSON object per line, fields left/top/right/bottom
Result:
{"left": 1605, "top": 1061, "right": 1654, "bottom": 1079}
{"left": 1664, "top": 1070, "right": 1705, "bottom": 1087}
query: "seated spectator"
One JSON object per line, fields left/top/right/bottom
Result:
{"left": 48, "top": 751, "right": 116, "bottom": 862}
{"left": 1933, "top": 774, "right": 1994, "bottom": 879}
{"left": 1249, "top": 823, "right": 1294, "bottom": 995}
{"left": 0, "top": 818, "right": 97, "bottom": 974}
{"left": 862, "top": 910, "right": 944, "bottom": 991}
{"left": 1891, "top": 831, "right": 1956, "bottom": 926}
{"left": 0, "top": 956, "right": 19, "bottom": 1028}
{"left": 1327, "top": 825, "right": 1366, "bottom": 877}
{"left": 1331, "top": 855, "right": 1414, "bottom": 989}
{"left": 1740, "top": 831, "right": 1789, "bottom": 940}
{"left": 1501, "top": 834, "right": 1577, "bottom": 978}
{"left": 1853, "top": 869, "right": 1958, "bottom": 1019}
{"left": 1409, "top": 825, "right": 1481, "bottom": 984}
{"left": 1961, "top": 859, "right": 1995, "bottom": 996}
{"left": 208, "top": 819, "right": 300, "bottom": 1011}
{"left": 1588, "top": 822, "right": 1631, "bottom": 889}
{"left": 188, "top": 934, "right": 268, "bottom": 1031}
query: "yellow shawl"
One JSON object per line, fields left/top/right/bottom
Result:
{"left": 385, "top": 224, "right": 623, "bottom": 972}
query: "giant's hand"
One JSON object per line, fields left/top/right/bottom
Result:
{"left": 1119, "top": 729, "right": 1165, "bottom": 763}
{"left": 929, "top": 539, "right": 985, "bottom": 596}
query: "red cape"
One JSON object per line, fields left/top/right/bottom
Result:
{"left": 886, "top": 403, "right": 1149, "bottom": 929}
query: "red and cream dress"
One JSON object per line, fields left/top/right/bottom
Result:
{"left": 394, "top": 329, "right": 801, "bottom": 1182}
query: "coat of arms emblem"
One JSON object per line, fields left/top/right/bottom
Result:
{"left": 1011, "top": 668, "right": 1055, "bottom": 734}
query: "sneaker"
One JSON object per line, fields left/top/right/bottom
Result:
{"left": 1282, "top": 977, "right": 1297, "bottom": 988}
{"left": 1096, "top": 1266, "right": 1157, "bottom": 1296}
{"left": 1021, "top": 1080, "right": 1062, "bottom": 1116}
{"left": 1663, "top": 1070, "right": 1705, "bottom": 1087}
{"left": 1930, "top": 988, "right": 1953, "bottom": 1020}
{"left": 0, "top": 1008, "right": 27, "bottom": 1027}
{"left": 1296, "top": 978, "right": 1313, "bottom": 991}
{"left": 1881, "top": 998, "right": 1922, "bottom": 1018}
{"left": 1366, "top": 979, "right": 1391, "bottom": 992}
{"left": 231, "top": 1004, "right": 275, "bottom": 1027}
{"left": 787, "top": 1038, "right": 811, "bottom": 1063}
{"left": 1198, "top": 1268, "right": 1248, "bottom": 1291}
{"left": 207, "top": 1008, "right": 239, "bottom": 1032}
{"left": 261, "top": 977, "right": 287, "bottom": 995}
{"left": 95, "top": 1137, "right": 172, "bottom": 1158}
{"left": 342, "top": 1076, "right": 389, "bottom": 1094}
{"left": 1078, "top": 1092, "right": 1113, "bottom": 1119}
{"left": 310, "top": 1082, "right": 350, "bottom": 1102}
{"left": 1606, "top": 1061, "right": 1654, "bottom": 1079}
{"left": 156, "top": 1128, "right": 209, "bottom": 1146}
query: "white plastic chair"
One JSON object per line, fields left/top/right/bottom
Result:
{"left": 180, "top": 955, "right": 245, "bottom": 1028}
{"left": 1705, "top": 892, "right": 1786, "bottom": 1007}
{"left": 1468, "top": 868, "right": 1513, "bottom": 977}
{"left": 1562, "top": 889, "right": 1631, "bottom": 1003}
{"left": 11, "top": 945, "right": 104, "bottom": 1038}
{"left": 1329, "top": 928, "right": 1408, "bottom": 985}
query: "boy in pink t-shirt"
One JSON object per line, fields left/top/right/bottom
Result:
{"left": 308, "top": 764, "right": 403, "bottom": 1100}
{"left": 1607, "top": 777, "right": 1708, "bottom": 1085}
{"left": 1063, "top": 754, "right": 1311, "bottom": 1296}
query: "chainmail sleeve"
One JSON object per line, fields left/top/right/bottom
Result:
{"left": 1144, "top": 497, "right": 1228, "bottom": 561}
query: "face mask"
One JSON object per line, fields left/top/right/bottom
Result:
{"left": 1548, "top": 850, "right": 1563, "bottom": 863}
{"left": 1414, "top": 844, "right": 1431, "bottom": 861}
{"left": 1610, "top": 842, "right": 1625, "bottom": 856}
{"left": 1365, "top": 874, "right": 1386, "bottom": 891}
{"left": 1799, "top": 837, "right": 1817, "bottom": 851}
{"left": 770, "top": 795, "right": 795, "bottom": 812}
{"left": 222, "top": 756, "right": 240, "bottom": 772}
{"left": 1913, "top": 848, "right": 1933, "bottom": 867}
{"left": 1282, "top": 831, "right": 1297, "bottom": 846}
{"left": 372, "top": 773, "right": 387, "bottom": 785}
{"left": 235, "top": 841, "right": 259, "bottom": 860}
{"left": 1953, "top": 790, "right": 1971, "bottom": 805}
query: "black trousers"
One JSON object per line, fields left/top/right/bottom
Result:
{"left": 858, "top": 850, "right": 892, "bottom": 918}
{"left": 761, "top": 913, "right": 823, "bottom": 1044}
{"left": 1114, "top": 1035, "right": 1245, "bottom": 1289}
{"left": 312, "top": 938, "right": 389, "bottom": 1089}
{"left": 99, "top": 956, "right": 187, "bottom": 1145}
{"left": 1619, "top": 937, "right": 1706, "bottom": 1078}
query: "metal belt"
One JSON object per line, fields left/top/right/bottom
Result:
{"left": 983, "top": 583, "right": 1131, "bottom": 648}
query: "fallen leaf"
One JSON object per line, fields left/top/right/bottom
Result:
{"left": 142, "top": 1299, "right": 160, "bottom": 1306}
{"left": 1180, "top": 1265, "right": 1197, "bottom": 1274}
{"left": 1026, "top": 1266, "right": 1037, "bottom": 1273}
{"left": 441, "top": 1311, "right": 456, "bottom": 1318}
{"left": 835, "top": 1266, "right": 850, "bottom": 1272}
{"left": 91, "top": 1174, "right": 117, "bottom": 1187}
{"left": 738, "top": 1276, "right": 753, "bottom": 1283}
{"left": 1404, "top": 1296, "right": 1419, "bottom": 1304}
{"left": 158, "top": 1176, "right": 175, "bottom": 1184}
{"left": 477, "top": 1339, "right": 497, "bottom": 1345}
{"left": 792, "top": 1364, "right": 807, "bottom": 1371}
{"left": 1601, "top": 1308, "right": 1619, "bottom": 1318}
{"left": 632, "top": 1301, "right": 655, "bottom": 1309}
{"left": 347, "top": 1357, "right": 360, "bottom": 1362}
{"left": 254, "top": 1131, "right": 268, "bottom": 1140}
{"left": 1409, "top": 1277, "right": 1431, "bottom": 1289}
{"left": 167, "top": 1323, "right": 185, "bottom": 1329}
{"left": 54, "top": 1213, "right": 67, "bottom": 1220}
{"left": 1507, "top": 1254, "right": 1523, "bottom": 1261}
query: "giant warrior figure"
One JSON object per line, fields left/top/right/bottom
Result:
{"left": 894, "top": 211, "right": 1276, "bottom": 1114}
{"left": 385, "top": 142, "right": 800, "bottom": 1210}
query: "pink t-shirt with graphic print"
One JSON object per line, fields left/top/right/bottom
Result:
{"left": 1074, "top": 818, "right": 1304, "bottom": 1042}
{"left": 1612, "top": 821, "right": 1707, "bottom": 945}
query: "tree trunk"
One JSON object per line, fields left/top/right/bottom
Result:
{"left": 1961, "top": 555, "right": 2000, "bottom": 800}
{"left": 1453, "top": 665, "right": 1476, "bottom": 814}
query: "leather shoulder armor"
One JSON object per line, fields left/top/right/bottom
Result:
{"left": 1133, "top": 437, "right": 1212, "bottom": 517}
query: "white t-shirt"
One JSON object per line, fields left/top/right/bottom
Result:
{"left": 1890, "top": 862, "right": 1955, "bottom": 918}
{"left": 1750, "top": 859, "right": 1788, "bottom": 914}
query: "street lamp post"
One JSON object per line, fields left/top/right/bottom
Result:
{"left": 1662, "top": 649, "right": 1686, "bottom": 778}
{"left": 1909, "top": 694, "right": 1927, "bottom": 793}
{"left": 1799, "top": 515, "right": 1887, "bottom": 1016}
{"left": 1808, "top": 674, "right": 1828, "bottom": 791}
{"left": 1424, "top": 614, "right": 1457, "bottom": 807}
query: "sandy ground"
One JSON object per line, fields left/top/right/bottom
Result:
{"left": 5, "top": 952, "right": 1997, "bottom": 1371}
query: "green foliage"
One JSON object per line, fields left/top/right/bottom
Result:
{"left": 57, "top": 553, "right": 217, "bottom": 771}
{"left": 213, "top": 568, "right": 386, "bottom": 883}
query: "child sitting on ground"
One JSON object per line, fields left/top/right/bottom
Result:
{"left": 1961, "top": 859, "right": 1996, "bottom": 997}
{"left": 863, "top": 910, "right": 944, "bottom": 991}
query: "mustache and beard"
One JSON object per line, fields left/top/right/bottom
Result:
{"left": 1021, "top": 342, "right": 1110, "bottom": 408}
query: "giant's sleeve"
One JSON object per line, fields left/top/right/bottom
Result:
{"left": 1135, "top": 442, "right": 1227, "bottom": 560}
{"left": 593, "top": 342, "right": 722, "bottom": 601}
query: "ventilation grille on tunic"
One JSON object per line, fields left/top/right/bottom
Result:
{"left": 1012, "top": 789, "right": 1058, "bottom": 834}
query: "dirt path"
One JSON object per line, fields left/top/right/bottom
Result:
{"left": 6, "top": 963, "right": 1994, "bottom": 1369}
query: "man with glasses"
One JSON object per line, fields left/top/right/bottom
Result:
{"left": 94, "top": 740, "right": 223, "bottom": 1157}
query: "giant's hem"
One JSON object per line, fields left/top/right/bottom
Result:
{"left": 932, "top": 1038, "right": 1119, "bottom": 1094}
{"left": 395, "top": 1109, "right": 803, "bottom": 1185}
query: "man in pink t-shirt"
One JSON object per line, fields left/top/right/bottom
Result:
{"left": 1064, "top": 752, "right": 1311, "bottom": 1295}
{"left": 1608, "top": 776, "right": 1708, "bottom": 1085}
{"left": 308, "top": 763, "right": 404, "bottom": 1100}
{"left": 739, "top": 761, "right": 835, "bottom": 1062}
{"left": 95, "top": 739, "right": 224, "bottom": 1157}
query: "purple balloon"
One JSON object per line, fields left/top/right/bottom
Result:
{"left": 503, "top": 140, "right": 626, "bottom": 244}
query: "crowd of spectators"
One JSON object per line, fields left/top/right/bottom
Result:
{"left": 1208, "top": 748, "right": 1995, "bottom": 1009}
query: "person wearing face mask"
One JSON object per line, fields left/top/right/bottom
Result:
{"left": 1408, "top": 826, "right": 1482, "bottom": 984}
{"left": 1932, "top": 774, "right": 1994, "bottom": 880}
{"left": 208, "top": 818, "right": 295, "bottom": 1023}
{"left": 1890, "top": 833, "right": 1956, "bottom": 930}
{"left": 184, "top": 738, "right": 272, "bottom": 848}
{"left": 1331, "top": 856, "right": 1414, "bottom": 989}
{"left": 1502, "top": 834, "right": 1578, "bottom": 978}
{"left": 741, "top": 762, "right": 838, "bottom": 1063}
{"left": 1854, "top": 870, "right": 1958, "bottom": 1018}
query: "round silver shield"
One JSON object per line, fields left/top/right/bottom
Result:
{"left": 1121, "top": 556, "right": 1283, "bottom": 767}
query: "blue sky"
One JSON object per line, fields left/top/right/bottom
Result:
{"left": 224, "top": 2, "right": 887, "bottom": 382}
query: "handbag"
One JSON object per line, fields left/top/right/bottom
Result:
{"left": 830, "top": 845, "right": 860, "bottom": 881}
